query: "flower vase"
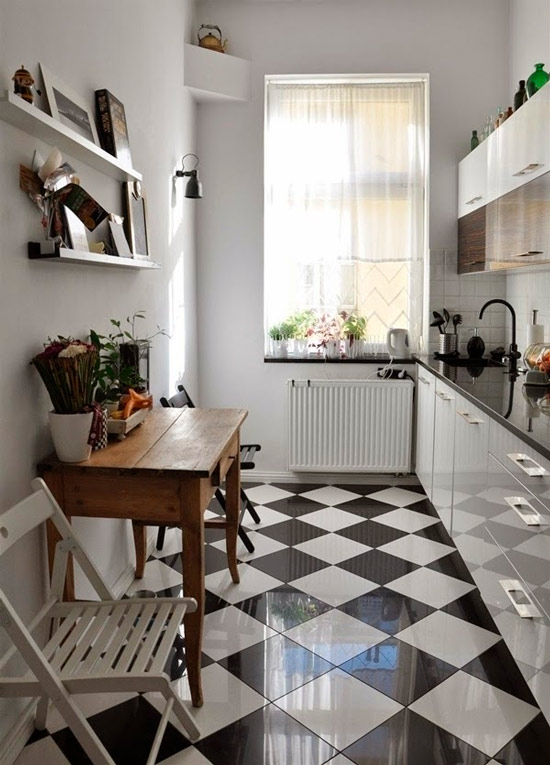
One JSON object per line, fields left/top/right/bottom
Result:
{"left": 325, "top": 340, "right": 341, "bottom": 359}
{"left": 527, "top": 63, "right": 549, "bottom": 97}
{"left": 270, "top": 339, "right": 288, "bottom": 358}
{"left": 345, "top": 338, "right": 365, "bottom": 359}
{"left": 292, "top": 339, "right": 308, "bottom": 357}
{"left": 48, "top": 411, "right": 94, "bottom": 462}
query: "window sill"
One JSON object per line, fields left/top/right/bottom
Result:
{"left": 264, "top": 356, "right": 415, "bottom": 364}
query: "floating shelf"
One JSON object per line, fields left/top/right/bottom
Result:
{"left": 28, "top": 242, "right": 160, "bottom": 270}
{"left": 0, "top": 91, "right": 142, "bottom": 182}
{"left": 184, "top": 44, "right": 251, "bottom": 102}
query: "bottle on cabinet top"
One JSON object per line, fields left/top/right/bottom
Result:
{"left": 470, "top": 130, "right": 479, "bottom": 151}
{"left": 514, "top": 80, "right": 527, "bottom": 111}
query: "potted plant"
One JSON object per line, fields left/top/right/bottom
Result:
{"left": 307, "top": 312, "right": 342, "bottom": 358}
{"left": 31, "top": 337, "right": 98, "bottom": 462}
{"left": 341, "top": 311, "right": 367, "bottom": 359}
{"left": 286, "top": 310, "right": 315, "bottom": 356}
{"left": 268, "top": 323, "right": 291, "bottom": 358}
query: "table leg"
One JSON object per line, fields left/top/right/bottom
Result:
{"left": 224, "top": 442, "right": 241, "bottom": 585}
{"left": 132, "top": 522, "right": 147, "bottom": 579}
{"left": 180, "top": 479, "right": 207, "bottom": 708}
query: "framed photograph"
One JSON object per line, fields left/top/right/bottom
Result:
{"left": 108, "top": 215, "right": 133, "bottom": 258}
{"left": 123, "top": 181, "right": 150, "bottom": 259}
{"left": 40, "top": 64, "right": 99, "bottom": 145}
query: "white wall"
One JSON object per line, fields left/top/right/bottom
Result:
{"left": 0, "top": 0, "right": 197, "bottom": 741}
{"left": 194, "top": 0, "right": 510, "bottom": 474}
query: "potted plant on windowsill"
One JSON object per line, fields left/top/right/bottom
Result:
{"left": 268, "top": 323, "right": 292, "bottom": 358}
{"left": 307, "top": 312, "right": 342, "bottom": 358}
{"left": 341, "top": 312, "right": 367, "bottom": 359}
{"left": 287, "top": 310, "right": 315, "bottom": 357}
{"left": 31, "top": 337, "right": 98, "bottom": 462}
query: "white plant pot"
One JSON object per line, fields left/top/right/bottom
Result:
{"left": 48, "top": 411, "right": 93, "bottom": 463}
{"left": 271, "top": 339, "right": 288, "bottom": 358}
{"left": 345, "top": 338, "right": 365, "bottom": 359}
{"left": 292, "top": 339, "right": 308, "bottom": 357}
{"left": 325, "top": 339, "right": 341, "bottom": 359}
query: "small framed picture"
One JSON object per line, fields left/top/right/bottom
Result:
{"left": 123, "top": 181, "right": 150, "bottom": 259}
{"left": 40, "top": 64, "right": 99, "bottom": 145}
{"left": 108, "top": 214, "right": 133, "bottom": 258}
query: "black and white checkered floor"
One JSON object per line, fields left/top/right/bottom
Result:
{"left": 17, "top": 481, "right": 550, "bottom": 764}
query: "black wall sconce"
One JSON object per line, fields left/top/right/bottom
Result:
{"left": 175, "top": 153, "right": 202, "bottom": 198}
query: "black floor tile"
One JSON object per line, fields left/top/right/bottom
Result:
{"left": 335, "top": 521, "right": 407, "bottom": 547}
{"left": 339, "top": 586, "right": 435, "bottom": 634}
{"left": 402, "top": 497, "right": 438, "bottom": 515}
{"left": 257, "top": 520, "right": 328, "bottom": 546}
{"left": 426, "top": 550, "right": 476, "bottom": 583}
{"left": 343, "top": 708, "right": 489, "bottom": 765}
{"left": 219, "top": 634, "right": 334, "bottom": 700}
{"left": 158, "top": 544, "right": 232, "bottom": 575}
{"left": 440, "top": 590, "right": 501, "bottom": 634}
{"left": 26, "top": 729, "right": 50, "bottom": 744}
{"left": 236, "top": 585, "right": 331, "bottom": 631}
{"left": 52, "top": 696, "right": 192, "bottom": 765}
{"left": 261, "top": 495, "right": 327, "bottom": 518}
{"left": 333, "top": 496, "right": 398, "bottom": 518}
{"left": 247, "top": 548, "right": 328, "bottom": 582}
{"left": 334, "top": 483, "right": 391, "bottom": 494}
{"left": 337, "top": 549, "right": 418, "bottom": 585}
{"left": 271, "top": 482, "right": 320, "bottom": 494}
{"left": 493, "top": 713, "right": 550, "bottom": 764}
{"left": 462, "top": 643, "right": 538, "bottom": 706}
{"left": 196, "top": 705, "right": 337, "bottom": 765}
{"left": 413, "top": 522, "right": 452, "bottom": 542}
{"left": 157, "top": 584, "right": 230, "bottom": 615}
{"left": 340, "top": 636, "right": 458, "bottom": 704}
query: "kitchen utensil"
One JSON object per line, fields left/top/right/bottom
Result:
{"left": 430, "top": 317, "right": 444, "bottom": 334}
{"left": 386, "top": 328, "right": 411, "bottom": 358}
{"left": 452, "top": 314, "right": 463, "bottom": 334}
{"left": 432, "top": 310, "right": 445, "bottom": 322}
{"left": 443, "top": 308, "right": 450, "bottom": 332}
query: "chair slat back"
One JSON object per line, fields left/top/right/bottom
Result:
{"left": 160, "top": 384, "right": 195, "bottom": 410}
{"left": 0, "top": 491, "right": 54, "bottom": 556}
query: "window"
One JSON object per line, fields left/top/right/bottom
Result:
{"left": 264, "top": 76, "right": 428, "bottom": 356}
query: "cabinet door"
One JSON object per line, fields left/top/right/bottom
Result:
{"left": 415, "top": 368, "right": 435, "bottom": 500}
{"left": 432, "top": 380, "right": 456, "bottom": 532}
{"left": 452, "top": 396, "right": 489, "bottom": 539}
{"left": 458, "top": 140, "right": 488, "bottom": 218}
{"left": 457, "top": 206, "right": 486, "bottom": 274}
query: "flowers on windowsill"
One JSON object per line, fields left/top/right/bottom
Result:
{"left": 267, "top": 310, "right": 368, "bottom": 359}
{"left": 31, "top": 338, "right": 97, "bottom": 414}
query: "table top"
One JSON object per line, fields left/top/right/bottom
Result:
{"left": 39, "top": 407, "right": 248, "bottom": 477}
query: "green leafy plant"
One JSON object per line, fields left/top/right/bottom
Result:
{"left": 268, "top": 323, "right": 293, "bottom": 341}
{"left": 340, "top": 311, "right": 367, "bottom": 339}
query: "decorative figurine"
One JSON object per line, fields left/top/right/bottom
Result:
{"left": 197, "top": 25, "right": 227, "bottom": 53}
{"left": 12, "top": 65, "right": 35, "bottom": 104}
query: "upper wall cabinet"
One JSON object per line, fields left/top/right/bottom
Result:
{"left": 184, "top": 44, "right": 251, "bottom": 103}
{"left": 458, "top": 139, "right": 488, "bottom": 217}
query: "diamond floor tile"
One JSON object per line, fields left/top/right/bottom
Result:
{"left": 366, "top": 487, "right": 427, "bottom": 507}
{"left": 387, "top": 566, "right": 476, "bottom": 608}
{"left": 293, "top": 532, "right": 371, "bottom": 564}
{"left": 299, "top": 506, "right": 366, "bottom": 532}
{"left": 372, "top": 506, "right": 440, "bottom": 532}
{"left": 289, "top": 565, "right": 379, "bottom": 607}
{"left": 299, "top": 486, "right": 362, "bottom": 506}
{"left": 377, "top": 534, "right": 455, "bottom": 565}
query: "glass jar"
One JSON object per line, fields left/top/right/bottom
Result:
{"left": 523, "top": 342, "right": 550, "bottom": 370}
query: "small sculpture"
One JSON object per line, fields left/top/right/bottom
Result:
{"left": 12, "top": 65, "right": 35, "bottom": 104}
{"left": 198, "top": 25, "right": 227, "bottom": 54}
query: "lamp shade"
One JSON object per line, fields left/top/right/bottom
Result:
{"left": 184, "top": 171, "right": 202, "bottom": 199}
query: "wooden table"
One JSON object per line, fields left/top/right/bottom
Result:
{"left": 39, "top": 407, "right": 247, "bottom": 708}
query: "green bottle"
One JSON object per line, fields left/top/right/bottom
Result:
{"left": 470, "top": 130, "right": 479, "bottom": 151}
{"left": 526, "top": 63, "right": 549, "bottom": 97}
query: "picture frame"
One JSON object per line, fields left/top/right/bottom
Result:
{"left": 123, "top": 181, "right": 150, "bottom": 259}
{"left": 108, "top": 215, "right": 133, "bottom": 258}
{"left": 40, "top": 64, "right": 99, "bottom": 146}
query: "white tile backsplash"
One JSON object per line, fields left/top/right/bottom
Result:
{"left": 429, "top": 250, "right": 506, "bottom": 355}
{"left": 506, "top": 270, "right": 550, "bottom": 352}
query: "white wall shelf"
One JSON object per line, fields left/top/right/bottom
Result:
{"left": 184, "top": 44, "right": 251, "bottom": 102}
{"left": 0, "top": 91, "right": 142, "bottom": 183}
{"left": 28, "top": 242, "right": 160, "bottom": 270}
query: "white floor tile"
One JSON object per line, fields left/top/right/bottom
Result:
{"left": 378, "top": 535, "right": 455, "bottom": 565}
{"left": 371, "top": 507, "right": 439, "bottom": 533}
{"left": 158, "top": 748, "right": 214, "bottom": 764}
{"left": 209, "top": 530, "right": 287, "bottom": 561}
{"left": 299, "top": 486, "right": 361, "bottom": 505}
{"left": 126, "top": 559, "right": 182, "bottom": 595}
{"left": 275, "top": 668, "right": 402, "bottom": 750}
{"left": 528, "top": 670, "right": 550, "bottom": 721}
{"left": 397, "top": 610, "right": 501, "bottom": 667}
{"left": 241, "top": 505, "right": 291, "bottom": 529}
{"left": 15, "top": 738, "right": 71, "bottom": 765}
{"left": 387, "top": 567, "right": 475, "bottom": 608}
{"left": 290, "top": 565, "right": 378, "bottom": 607}
{"left": 455, "top": 534, "right": 501, "bottom": 566}
{"left": 366, "top": 487, "right": 427, "bottom": 507}
{"left": 201, "top": 605, "right": 277, "bottom": 660}
{"left": 244, "top": 485, "right": 294, "bottom": 505}
{"left": 45, "top": 691, "right": 136, "bottom": 733}
{"left": 285, "top": 608, "right": 387, "bottom": 664}
{"left": 151, "top": 664, "right": 267, "bottom": 740}
{"left": 410, "top": 671, "right": 540, "bottom": 757}
{"left": 299, "top": 506, "right": 365, "bottom": 532}
{"left": 150, "top": 528, "right": 183, "bottom": 559}
{"left": 205, "top": 562, "right": 283, "bottom": 604}
{"left": 293, "top": 533, "right": 371, "bottom": 564}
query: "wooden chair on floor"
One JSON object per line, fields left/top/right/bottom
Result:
{"left": 0, "top": 478, "right": 200, "bottom": 765}
{"left": 153, "top": 384, "right": 261, "bottom": 554}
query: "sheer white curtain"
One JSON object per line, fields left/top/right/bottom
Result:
{"left": 264, "top": 78, "right": 427, "bottom": 351}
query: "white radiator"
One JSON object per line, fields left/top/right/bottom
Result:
{"left": 287, "top": 379, "right": 414, "bottom": 473}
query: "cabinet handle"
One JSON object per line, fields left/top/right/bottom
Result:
{"left": 513, "top": 162, "right": 544, "bottom": 176}
{"left": 457, "top": 410, "right": 483, "bottom": 425}
{"left": 436, "top": 390, "right": 453, "bottom": 401}
{"left": 499, "top": 579, "right": 541, "bottom": 618}
{"left": 418, "top": 376, "right": 430, "bottom": 385}
{"left": 507, "top": 453, "right": 548, "bottom": 477}
{"left": 465, "top": 195, "right": 483, "bottom": 205}
{"left": 504, "top": 496, "right": 542, "bottom": 526}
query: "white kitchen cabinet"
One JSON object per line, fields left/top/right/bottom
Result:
{"left": 458, "top": 139, "right": 489, "bottom": 218}
{"left": 415, "top": 368, "right": 436, "bottom": 500}
{"left": 432, "top": 379, "right": 457, "bottom": 532}
{"left": 451, "top": 394, "right": 490, "bottom": 538}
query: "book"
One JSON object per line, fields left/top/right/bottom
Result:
{"left": 56, "top": 183, "right": 108, "bottom": 231}
{"left": 95, "top": 89, "right": 132, "bottom": 168}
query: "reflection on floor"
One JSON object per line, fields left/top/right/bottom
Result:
{"left": 16, "top": 481, "right": 550, "bottom": 764}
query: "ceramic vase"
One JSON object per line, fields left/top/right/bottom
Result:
{"left": 48, "top": 411, "right": 93, "bottom": 463}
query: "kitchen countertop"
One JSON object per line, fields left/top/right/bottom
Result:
{"left": 415, "top": 354, "right": 550, "bottom": 462}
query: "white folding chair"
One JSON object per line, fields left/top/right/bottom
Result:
{"left": 0, "top": 477, "right": 200, "bottom": 765}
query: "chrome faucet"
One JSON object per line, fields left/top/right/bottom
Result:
{"left": 478, "top": 299, "right": 521, "bottom": 374}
